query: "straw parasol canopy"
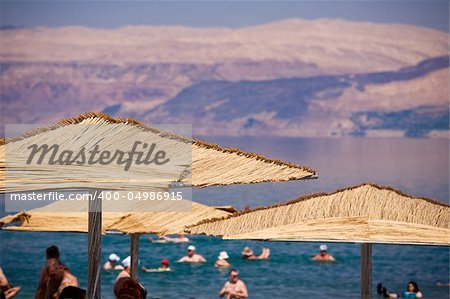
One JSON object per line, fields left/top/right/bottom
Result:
{"left": 0, "top": 112, "right": 316, "bottom": 193}
{"left": 0, "top": 112, "right": 317, "bottom": 298}
{"left": 186, "top": 183, "right": 450, "bottom": 246}
{"left": 0, "top": 199, "right": 232, "bottom": 235}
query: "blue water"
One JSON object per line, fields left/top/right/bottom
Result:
{"left": 1, "top": 137, "right": 449, "bottom": 298}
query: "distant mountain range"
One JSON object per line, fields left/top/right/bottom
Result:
{"left": 1, "top": 19, "right": 449, "bottom": 137}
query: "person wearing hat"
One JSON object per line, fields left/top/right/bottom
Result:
{"left": 219, "top": 268, "right": 248, "bottom": 299}
{"left": 241, "top": 246, "right": 270, "bottom": 260}
{"left": 116, "top": 256, "right": 140, "bottom": 282}
{"left": 104, "top": 253, "right": 124, "bottom": 271}
{"left": 177, "top": 245, "right": 206, "bottom": 263}
{"left": 142, "top": 259, "right": 172, "bottom": 272}
{"left": 114, "top": 256, "right": 147, "bottom": 298}
{"left": 312, "top": 244, "right": 335, "bottom": 261}
{"left": 215, "top": 251, "right": 231, "bottom": 268}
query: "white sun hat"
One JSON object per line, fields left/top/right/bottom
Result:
{"left": 218, "top": 251, "right": 229, "bottom": 260}
{"left": 108, "top": 253, "right": 120, "bottom": 262}
{"left": 187, "top": 245, "right": 196, "bottom": 251}
{"left": 319, "top": 244, "right": 328, "bottom": 251}
{"left": 121, "top": 256, "right": 140, "bottom": 268}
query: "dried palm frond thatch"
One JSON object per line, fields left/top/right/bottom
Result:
{"left": 186, "top": 183, "right": 450, "bottom": 245}
{"left": 0, "top": 112, "right": 316, "bottom": 193}
{"left": 0, "top": 198, "right": 231, "bottom": 235}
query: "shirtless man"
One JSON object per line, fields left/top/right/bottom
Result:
{"left": 115, "top": 256, "right": 147, "bottom": 297}
{"left": 149, "top": 233, "right": 190, "bottom": 243}
{"left": 215, "top": 251, "right": 231, "bottom": 268}
{"left": 116, "top": 256, "right": 132, "bottom": 281}
{"left": 162, "top": 233, "right": 190, "bottom": 243}
{"left": 312, "top": 244, "right": 335, "bottom": 261}
{"left": 219, "top": 269, "right": 248, "bottom": 299}
{"left": 103, "top": 253, "right": 124, "bottom": 271}
{"left": 177, "top": 245, "right": 206, "bottom": 263}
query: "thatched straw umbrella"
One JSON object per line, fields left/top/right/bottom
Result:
{"left": 0, "top": 112, "right": 316, "bottom": 298}
{"left": 186, "top": 183, "right": 450, "bottom": 299}
{"left": 0, "top": 199, "right": 232, "bottom": 234}
{"left": 0, "top": 199, "right": 233, "bottom": 298}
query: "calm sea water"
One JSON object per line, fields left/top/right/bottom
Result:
{"left": 1, "top": 137, "right": 449, "bottom": 298}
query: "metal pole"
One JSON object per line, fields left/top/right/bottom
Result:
{"left": 87, "top": 190, "right": 102, "bottom": 299}
{"left": 130, "top": 234, "right": 140, "bottom": 280}
{"left": 361, "top": 243, "right": 372, "bottom": 299}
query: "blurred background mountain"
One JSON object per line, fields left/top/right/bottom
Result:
{"left": 1, "top": 19, "right": 449, "bottom": 137}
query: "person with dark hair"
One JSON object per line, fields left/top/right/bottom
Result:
{"left": 377, "top": 281, "right": 423, "bottom": 298}
{"left": 114, "top": 277, "right": 147, "bottom": 299}
{"left": 46, "top": 246, "right": 60, "bottom": 260}
{"left": 36, "top": 245, "right": 81, "bottom": 299}
{"left": 219, "top": 269, "right": 248, "bottom": 299}
{"left": 58, "top": 286, "right": 86, "bottom": 299}
{"left": 36, "top": 258, "right": 64, "bottom": 299}
{"left": 0, "top": 267, "right": 21, "bottom": 299}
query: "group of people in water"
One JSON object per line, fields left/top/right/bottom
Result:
{"left": 102, "top": 241, "right": 429, "bottom": 299}
{"left": 103, "top": 243, "right": 264, "bottom": 299}
{"left": 377, "top": 282, "right": 423, "bottom": 298}
{"left": 0, "top": 239, "right": 444, "bottom": 299}
{"left": 100, "top": 240, "right": 335, "bottom": 298}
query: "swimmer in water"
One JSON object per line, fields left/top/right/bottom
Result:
{"left": 148, "top": 235, "right": 167, "bottom": 243}
{"left": 311, "top": 244, "right": 335, "bottom": 261}
{"left": 148, "top": 233, "right": 190, "bottom": 243}
{"left": 436, "top": 282, "right": 450, "bottom": 286}
{"left": 219, "top": 268, "right": 248, "bottom": 299}
{"left": 103, "top": 253, "right": 124, "bottom": 271}
{"left": 241, "top": 247, "right": 270, "bottom": 260}
{"left": 162, "top": 233, "right": 190, "bottom": 243}
{"left": 377, "top": 281, "right": 423, "bottom": 298}
{"left": 215, "top": 251, "right": 231, "bottom": 268}
{"left": 178, "top": 245, "right": 207, "bottom": 263}
{"left": 142, "top": 259, "right": 172, "bottom": 272}
{"left": 116, "top": 256, "right": 140, "bottom": 282}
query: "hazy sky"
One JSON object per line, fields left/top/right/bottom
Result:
{"left": 0, "top": 1, "right": 449, "bottom": 32}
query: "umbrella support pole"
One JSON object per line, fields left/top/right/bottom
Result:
{"left": 130, "top": 233, "right": 140, "bottom": 280}
{"left": 87, "top": 190, "right": 102, "bottom": 299}
{"left": 361, "top": 243, "right": 372, "bottom": 299}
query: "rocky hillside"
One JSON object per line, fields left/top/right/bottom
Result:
{"left": 1, "top": 19, "right": 448, "bottom": 137}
